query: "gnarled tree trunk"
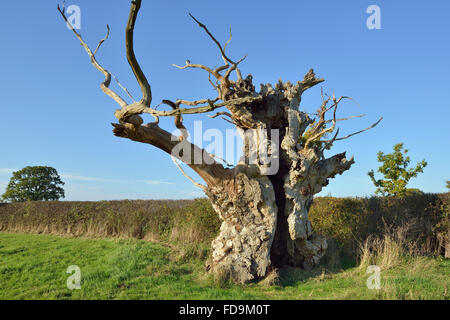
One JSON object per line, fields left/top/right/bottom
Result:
{"left": 200, "top": 78, "right": 357, "bottom": 282}
{"left": 59, "top": 0, "right": 380, "bottom": 283}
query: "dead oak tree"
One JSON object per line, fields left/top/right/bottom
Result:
{"left": 58, "top": 0, "right": 381, "bottom": 283}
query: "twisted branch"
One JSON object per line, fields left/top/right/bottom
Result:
{"left": 126, "top": 0, "right": 152, "bottom": 108}
{"left": 57, "top": 5, "right": 127, "bottom": 108}
{"left": 330, "top": 117, "right": 383, "bottom": 142}
{"left": 171, "top": 156, "right": 207, "bottom": 191}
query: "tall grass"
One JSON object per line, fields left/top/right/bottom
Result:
{"left": 312, "top": 193, "right": 449, "bottom": 265}
{"left": 355, "top": 223, "right": 450, "bottom": 300}
{"left": 359, "top": 224, "right": 414, "bottom": 270}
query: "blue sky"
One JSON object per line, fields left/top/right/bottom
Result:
{"left": 0, "top": 0, "right": 449, "bottom": 200}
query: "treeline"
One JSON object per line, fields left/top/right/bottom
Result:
{"left": 0, "top": 193, "right": 448, "bottom": 267}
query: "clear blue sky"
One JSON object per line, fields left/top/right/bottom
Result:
{"left": 0, "top": 0, "right": 449, "bottom": 200}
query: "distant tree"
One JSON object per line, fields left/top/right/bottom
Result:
{"left": 1, "top": 166, "right": 65, "bottom": 202}
{"left": 368, "top": 143, "right": 427, "bottom": 196}
{"left": 447, "top": 181, "right": 450, "bottom": 190}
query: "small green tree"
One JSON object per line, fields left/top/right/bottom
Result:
{"left": 2, "top": 166, "right": 65, "bottom": 202}
{"left": 368, "top": 143, "right": 427, "bottom": 196}
{"left": 446, "top": 181, "right": 450, "bottom": 190}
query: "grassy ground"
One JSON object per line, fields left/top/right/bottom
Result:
{"left": 0, "top": 232, "right": 448, "bottom": 300}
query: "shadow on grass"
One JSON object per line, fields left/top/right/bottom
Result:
{"left": 277, "top": 257, "right": 358, "bottom": 288}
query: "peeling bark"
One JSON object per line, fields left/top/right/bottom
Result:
{"left": 205, "top": 171, "right": 277, "bottom": 283}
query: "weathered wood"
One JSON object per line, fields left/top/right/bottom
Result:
{"left": 59, "top": 0, "right": 381, "bottom": 283}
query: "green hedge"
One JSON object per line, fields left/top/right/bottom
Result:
{"left": 0, "top": 193, "right": 448, "bottom": 260}
{"left": 0, "top": 199, "right": 219, "bottom": 245}
{"left": 310, "top": 193, "right": 449, "bottom": 262}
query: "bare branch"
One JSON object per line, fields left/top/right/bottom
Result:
{"left": 60, "top": 0, "right": 237, "bottom": 124}
{"left": 209, "top": 153, "right": 234, "bottom": 168}
{"left": 221, "top": 117, "right": 238, "bottom": 125}
{"left": 333, "top": 117, "right": 383, "bottom": 141}
{"left": 208, "top": 111, "right": 234, "bottom": 119}
{"left": 171, "top": 156, "right": 207, "bottom": 191}
{"left": 189, "top": 13, "right": 235, "bottom": 65}
{"left": 172, "top": 62, "right": 220, "bottom": 79}
{"left": 305, "top": 95, "right": 343, "bottom": 147}
{"left": 57, "top": 5, "right": 127, "bottom": 108}
{"left": 111, "top": 122, "right": 227, "bottom": 185}
{"left": 188, "top": 14, "right": 246, "bottom": 84}
{"left": 93, "top": 24, "right": 110, "bottom": 56}
{"left": 118, "top": 95, "right": 260, "bottom": 119}
{"left": 162, "top": 100, "right": 188, "bottom": 140}
{"left": 111, "top": 73, "right": 137, "bottom": 103}
{"left": 126, "top": 0, "right": 152, "bottom": 107}
{"left": 177, "top": 98, "right": 220, "bottom": 107}
{"left": 325, "top": 114, "right": 366, "bottom": 123}
{"left": 322, "top": 128, "right": 340, "bottom": 150}
{"left": 223, "top": 27, "right": 233, "bottom": 52}
{"left": 209, "top": 111, "right": 239, "bottom": 125}
{"left": 224, "top": 55, "right": 247, "bottom": 81}
{"left": 208, "top": 72, "right": 219, "bottom": 89}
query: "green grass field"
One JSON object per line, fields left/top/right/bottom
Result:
{"left": 0, "top": 232, "right": 448, "bottom": 300}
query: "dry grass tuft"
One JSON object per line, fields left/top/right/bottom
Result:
{"left": 212, "top": 265, "right": 233, "bottom": 288}
{"left": 259, "top": 269, "right": 281, "bottom": 287}
{"left": 358, "top": 223, "right": 420, "bottom": 270}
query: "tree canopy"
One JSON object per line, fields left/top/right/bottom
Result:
{"left": 2, "top": 166, "right": 65, "bottom": 202}
{"left": 368, "top": 143, "right": 427, "bottom": 196}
